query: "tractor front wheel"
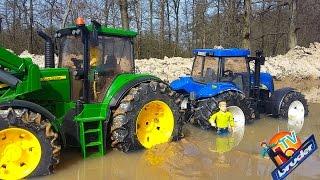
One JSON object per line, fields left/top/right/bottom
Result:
{"left": 279, "top": 91, "right": 308, "bottom": 119}
{"left": 0, "top": 108, "right": 61, "bottom": 179}
{"left": 193, "top": 91, "right": 255, "bottom": 130}
{"left": 111, "top": 81, "right": 184, "bottom": 152}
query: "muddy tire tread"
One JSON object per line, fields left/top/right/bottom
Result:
{"left": 110, "top": 81, "right": 184, "bottom": 153}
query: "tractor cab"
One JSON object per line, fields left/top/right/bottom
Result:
{"left": 191, "top": 48, "right": 251, "bottom": 94}
{"left": 53, "top": 19, "right": 137, "bottom": 102}
{"left": 171, "top": 48, "right": 269, "bottom": 100}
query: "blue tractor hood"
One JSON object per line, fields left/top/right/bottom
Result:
{"left": 170, "top": 76, "right": 242, "bottom": 100}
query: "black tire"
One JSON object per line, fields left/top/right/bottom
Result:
{"left": 279, "top": 91, "right": 308, "bottom": 118}
{"left": 110, "top": 81, "right": 184, "bottom": 152}
{"left": 0, "top": 107, "right": 61, "bottom": 178}
{"left": 193, "top": 91, "right": 255, "bottom": 130}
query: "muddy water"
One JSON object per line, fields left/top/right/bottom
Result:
{"left": 36, "top": 104, "right": 320, "bottom": 180}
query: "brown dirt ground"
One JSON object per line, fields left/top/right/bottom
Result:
{"left": 274, "top": 78, "right": 320, "bottom": 103}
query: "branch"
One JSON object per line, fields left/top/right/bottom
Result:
{"left": 61, "top": 0, "right": 72, "bottom": 28}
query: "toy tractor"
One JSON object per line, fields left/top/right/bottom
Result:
{"left": 170, "top": 48, "right": 308, "bottom": 130}
{"left": 0, "top": 19, "right": 184, "bottom": 179}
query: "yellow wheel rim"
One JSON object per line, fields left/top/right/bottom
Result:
{"left": 136, "top": 100, "right": 175, "bottom": 149}
{"left": 0, "top": 128, "right": 42, "bottom": 180}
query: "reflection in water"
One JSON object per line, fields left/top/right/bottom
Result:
{"left": 287, "top": 114, "right": 305, "bottom": 133}
{"left": 38, "top": 104, "right": 320, "bottom": 180}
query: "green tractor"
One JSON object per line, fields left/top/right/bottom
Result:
{"left": 0, "top": 20, "right": 184, "bottom": 179}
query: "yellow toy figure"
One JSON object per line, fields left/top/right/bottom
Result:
{"left": 90, "top": 46, "right": 101, "bottom": 67}
{"left": 208, "top": 101, "right": 235, "bottom": 136}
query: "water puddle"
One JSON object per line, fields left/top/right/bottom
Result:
{"left": 35, "top": 103, "right": 320, "bottom": 180}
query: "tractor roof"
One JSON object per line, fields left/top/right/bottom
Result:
{"left": 87, "top": 25, "right": 137, "bottom": 37}
{"left": 193, "top": 48, "right": 250, "bottom": 57}
{"left": 57, "top": 24, "right": 137, "bottom": 38}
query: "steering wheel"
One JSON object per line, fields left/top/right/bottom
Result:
{"left": 223, "top": 70, "right": 234, "bottom": 77}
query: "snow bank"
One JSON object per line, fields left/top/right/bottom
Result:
{"left": 263, "top": 42, "right": 320, "bottom": 80}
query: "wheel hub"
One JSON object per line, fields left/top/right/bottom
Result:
{"left": 288, "top": 100, "right": 305, "bottom": 119}
{"left": 287, "top": 100, "right": 305, "bottom": 133}
{"left": 3, "top": 144, "right": 23, "bottom": 162}
{"left": 0, "top": 128, "right": 42, "bottom": 180}
{"left": 136, "top": 100, "right": 174, "bottom": 149}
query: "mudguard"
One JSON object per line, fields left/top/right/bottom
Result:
{"left": 266, "top": 87, "right": 295, "bottom": 115}
{"left": 0, "top": 99, "right": 66, "bottom": 146}
{"left": 249, "top": 72, "right": 274, "bottom": 92}
{"left": 0, "top": 100, "right": 56, "bottom": 121}
{"left": 109, "top": 76, "right": 162, "bottom": 108}
{"left": 260, "top": 73, "right": 274, "bottom": 92}
{"left": 170, "top": 76, "right": 242, "bottom": 100}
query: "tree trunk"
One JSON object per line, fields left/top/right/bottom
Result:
{"left": 184, "top": 0, "right": 190, "bottom": 52}
{"left": 29, "top": 0, "right": 34, "bottom": 53}
{"left": 119, "top": 0, "right": 129, "bottom": 30}
{"left": 173, "top": 0, "right": 180, "bottom": 45}
{"left": 288, "top": 0, "right": 297, "bottom": 49}
{"left": 133, "top": 0, "right": 142, "bottom": 58}
{"left": 149, "top": 0, "right": 154, "bottom": 35}
{"left": 243, "top": 0, "right": 251, "bottom": 49}
{"left": 166, "top": 0, "right": 172, "bottom": 44}
{"left": 12, "top": 0, "right": 17, "bottom": 41}
{"left": 104, "top": 0, "right": 111, "bottom": 25}
{"left": 160, "top": 0, "right": 165, "bottom": 57}
{"left": 217, "top": 0, "right": 221, "bottom": 45}
{"left": 62, "top": 0, "right": 73, "bottom": 28}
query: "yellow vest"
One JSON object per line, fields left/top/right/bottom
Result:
{"left": 209, "top": 111, "right": 234, "bottom": 128}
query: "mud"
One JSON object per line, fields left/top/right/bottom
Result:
{"left": 34, "top": 103, "right": 320, "bottom": 180}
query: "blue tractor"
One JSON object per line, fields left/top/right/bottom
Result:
{"left": 170, "top": 48, "right": 308, "bottom": 130}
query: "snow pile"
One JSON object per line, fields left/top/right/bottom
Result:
{"left": 263, "top": 42, "right": 320, "bottom": 80}
{"left": 135, "top": 56, "right": 193, "bottom": 82}
{"left": 136, "top": 43, "right": 320, "bottom": 81}
{"left": 19, "top": 50, "right": 58, "bottom": 67}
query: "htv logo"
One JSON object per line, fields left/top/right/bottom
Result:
{"left": 269, "top": 131, "right": 302, "bottom": 165}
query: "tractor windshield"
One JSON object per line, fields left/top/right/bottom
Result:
{"left": 58, "top": 36, "right": 134, "bottom": 72}
{"left": 58, "top": 35, "right": 134, "bottom": 102}
{"left": 191, "top": 56, "right": 219, "bottom": 83}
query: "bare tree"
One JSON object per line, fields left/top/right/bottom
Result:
{"left": 119, "top": 0, "right": 129, "bottom": 29}
{"left": 172, "top": 0, "right": 180, "bottom": 45}
{"left": 166, "top": 0, "right": 172, "bottom": 44}
{"left": 104, "top": 0, "right": 112, "bottom": 25}
{"left": 29, "top": 0, "right": 34, "bottom": 53}
{"left": 288, "top": 0, "right": 297, "bottom": 49}
{"left": 133, "top": 0, "right": 142, "bottom": 58}
{"left": 159, "top": 0, "right": 165, "bottom": 57}
{"left": 62, "top": 0, "right": 72, "bottom": 28}
{"left": 149, "top": 0, "right": 154, "bottom": 35}
{"left": 243, "top": 0, "right": 251, "bottom": 49}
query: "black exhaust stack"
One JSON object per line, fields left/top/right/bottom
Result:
{"left": 37, "top": 31, "right": 55, "bottom": 68}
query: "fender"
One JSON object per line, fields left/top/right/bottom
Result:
{"left": 109, "top": 76, "right": 162, "bottom": 108}
{"left": 266, "top": 87, "right": 295, "bottom": 115}
{"left": 260, "top": 73, "right": 274, "bottom": 92}
{"left": 0, "top": 100, "right": 66, "bottom": 146}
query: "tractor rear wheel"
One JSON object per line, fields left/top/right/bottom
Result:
{"left": 193, "top": 91, "right": 255, "bottom": 130}
{"left": 111, "top": 81, "right": 184, "bottom": 152}
{"left": 0, "top": 108, "right": 61, "bottom": 179}
{"left": 279, "top": 91, "right": 308, "bottom": 119}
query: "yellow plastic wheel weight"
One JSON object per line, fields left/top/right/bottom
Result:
{"left": 0, "top": 128, "right": 42, "bottom": 180}
{"left": 136, "top": 100, "right": 174, "bottom": 148}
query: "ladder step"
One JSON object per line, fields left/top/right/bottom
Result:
{"left": 86, "top": 141, "right": 102, "bottom": 147}
{"left": 85, "top": 129, "right": 100, "bottom": 134}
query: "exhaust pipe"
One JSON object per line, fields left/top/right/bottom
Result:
{"left": 37, "top": 31, "right": 54, "bottom": 68}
